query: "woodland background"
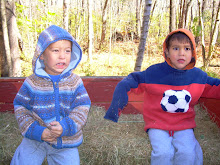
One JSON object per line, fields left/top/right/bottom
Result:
{"left": 0, "top": 0, "right": 219, "bottom": 77}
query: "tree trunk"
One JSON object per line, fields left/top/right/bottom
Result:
{"left": 178, "top": 0, "right": 183, "bottom": 28}
{"left": 184, "top": 0, "right": 194, "bottom": 29}
{"left": 7, "top": 0, "right": 21, "bottom": 77}
{"left": 210, "top": 0, "right": 216, "bottom": 41}
{"left": 134, "top": 0, "right": 152, "bottom": 72}
{"left": 151, "top": 0, "right": 156, "bottom": 17}
{"left": 205, "top": 1, "right": 220, "bottom": 71}
{"left": 1, "top": 0, "right": 12, "bottom": 77}
{"left": 157, "top": 2, "right": 165, "bottom": 38}
{"left": 0, "top": 2, "right": 4, "bottom": 76}
{"left": 201, "top": 0, "right": 207, "bottom": 12}
{"left": 99, "top": 0, "right": 109, "bottom": 49}
{"left": 189, "top": 5, "right": 193, "bottom": 29}
{"left": 170, "top": 0, "right": 176, "bottom": 32}
{"left": 88, "top": 0, "right": 94, "bottom": 62}
{"left": 136, "top": 0, "right": 142, "bottom": 38}
{"left": 197, "top": 0, "right": 206, "bottom": 67}
{"left": 63, "top": 0, "right": 69, "bottom": 30}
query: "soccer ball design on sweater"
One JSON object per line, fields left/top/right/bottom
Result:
{"left": 160, "top": 89, "right": 192, "bottom": 113}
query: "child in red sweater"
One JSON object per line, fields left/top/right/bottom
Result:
{"left": 104, "top": 29, "right": 220, "bottom": 165}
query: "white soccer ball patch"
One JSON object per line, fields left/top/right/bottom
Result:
{"left": 160, "top": 89, "right": 192, "bottom": 113}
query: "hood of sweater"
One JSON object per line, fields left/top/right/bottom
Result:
{"left": 32, "top": 25, "right": 82, "bottom": 78}
{"left": 163, "top": 29, "right": 197, "bottom": 70}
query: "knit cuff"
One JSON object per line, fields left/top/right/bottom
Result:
{"left": 104, "top": 106, "right": 120, "bottom": 122}
{"left": 104, "top": 114, "right": 119, "bottom": 122}
{"left": 25, "top": 121, "right": 46, "bottom": 142}
{"left": 59, "top": 117, "right": 77, "bottom": 137}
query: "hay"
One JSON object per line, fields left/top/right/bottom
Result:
{"left": 79, "top": 106, "right": 150, "bottom": 165}
{"left": 0, "top": 112, "right": 22, "bottom": 165}
{"left": 79, "top": 105, "right": 220, "bottom": 165}
{"left": 194, "top": 105, "right": 220, "bottom": 165}
{"left": 0, "top": 105, "right": 219, "bottom": 165}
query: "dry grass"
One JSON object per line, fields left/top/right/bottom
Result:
{"left": 80, "top": 106, "right": 150, "bottom": 165}
{"left": 0, "top": 105, "right": 219, "bottom": 165}
{"left": 194, "top": 105, "right": 220, "bottom": 165}
{"left": 0, "top": 112, "right": 22, "bottom": 165}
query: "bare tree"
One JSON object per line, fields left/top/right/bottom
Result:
{"left": 136, "top": 0, "right": 142, "bottom": 37}
{"left": 184, "top": 0, "right": 194, "bottom": 28}
{"left": 88, "top": 0, "right": 94, "bottom": 61}
{"left": 178, "top": 0, "right": 185, "bottom": 28}
{"left": 151, "top": 0, "right": 156, "bottom": 17}
{"left": 210, "top": 0, "right": 217, "bottom": 41}
{"left": 205, "top": 0, "right": 220, "bottom": 70}
{"left": 170, "top": 0, "right": 176, "bottom": 32}
{"left": 201, "top": 0, "right": 208, "bottom": 12}
{"left": 197, "top": 0, "right": 206, "bottom": 66}
{"left": 99, "top": 0, "right": 109, "bottom": 49}
{"left": 63, "top": 0, "right": 69, "bottom": 30}
{"left": 178, "top": 0, "right": 194, "bottom": 28}
{"left": 134, "top": 0, "right": 152, "bottom": 72}
{"left": 1, "top": 0, "right": 12, "bottom": 77}
{"left": 74, "top": 0, "right": 85, "bottom": 42}
{"left": 7, "top": 0, "right": 21, "bottom": 77}
{"left": 197, "top": 0, "right": 219, "bottom": 70}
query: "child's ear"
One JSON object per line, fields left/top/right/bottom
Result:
{"left": 164, "top": 48, "right": 169, "bottom": 58}
{"left": 40, "top": 54, "right": 44, "bottom": 60}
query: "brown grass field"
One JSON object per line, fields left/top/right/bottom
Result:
{"left": 0, "top": 105, "right": 219, "bottom": 165}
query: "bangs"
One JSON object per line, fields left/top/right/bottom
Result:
{"left": 166, "top": 32, "right": 193, "bottom": 49}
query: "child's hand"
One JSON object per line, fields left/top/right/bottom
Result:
{"left": 41, "top": 128, "right": 57, "bottom": 142}
{"left": 49, "top": 121, "right": 63, "bottom": 138}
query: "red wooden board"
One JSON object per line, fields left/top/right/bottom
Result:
{"left": 199, "top": 98, "right": 220, "bottom": 127}
{"left": 0, "top": 77, "right": 219, "bottom": 127}
{"left": 0, "top": 81, "right": 24, "bottom": 102}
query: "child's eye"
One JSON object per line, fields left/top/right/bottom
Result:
{"left": 52, "top": 49, "right": 59, "bottom": 52}
{"left": 185, "top": 47, "right": 191, "bottom": 51}
{"left": 173, "top": 47, "right": 179, "bottom": 50}
{"left": 66, "top": 49, "right": 71, "bottom": 53}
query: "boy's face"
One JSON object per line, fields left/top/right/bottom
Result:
{"left": 40, "top": 40, "right": 72, "bottom": 75}
{"left": 165, "top": 39, "right": 192, "bottom": 70}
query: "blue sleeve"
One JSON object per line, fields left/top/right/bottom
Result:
{"left": 14, "top": 80, "right": 46, "bottom": 142}
{"left": 104, "top": 71, "right": 145, "bottom": 122}
{"left": 60, "top": 82, "right": 91, "bottom": 137}
{"left": 25, "top": 121, "right": 46, "bottom": 142}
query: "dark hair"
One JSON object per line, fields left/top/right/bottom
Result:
{"left": 166, "top": 32, "right": 193, "bottom": 51}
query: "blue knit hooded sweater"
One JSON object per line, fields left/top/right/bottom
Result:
{"left": 14, "top": 25, "right": 91, "bottom": 149}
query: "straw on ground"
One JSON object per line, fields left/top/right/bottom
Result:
{"left": 0, "top": 105, "right": 219, "bottom": 165}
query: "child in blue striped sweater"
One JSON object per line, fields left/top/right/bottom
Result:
{"left": 11, "top": 25, "right": 91, "bottom": 165}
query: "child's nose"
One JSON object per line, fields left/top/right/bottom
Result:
{"left": 179, "top": 48, "right": 185, "bottom": 56}
{"left": 59, "top": 51, "right": 66, "bottom": 58}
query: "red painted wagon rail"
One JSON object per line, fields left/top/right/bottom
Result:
{"left": 0, "top": 77, "right": 219, "bottom": 127}
{"left": 0, "top": 77, "right": 142, "bottom": 114}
